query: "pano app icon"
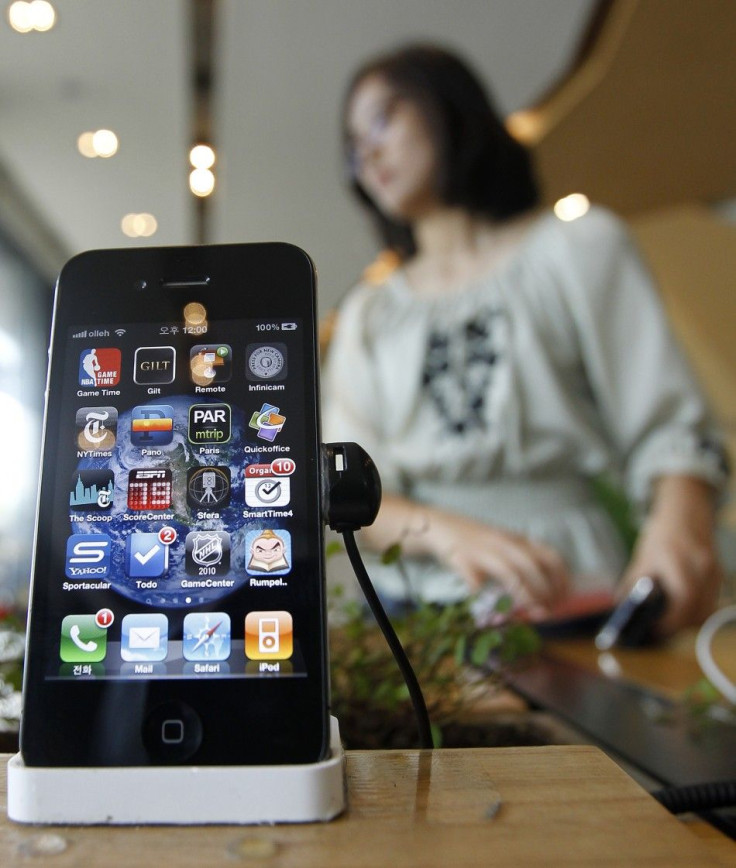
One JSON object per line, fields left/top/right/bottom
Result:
{"left": 131, "top": 405, "right": 174, "bottom": 447}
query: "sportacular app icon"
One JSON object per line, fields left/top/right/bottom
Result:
{"left": 188, "top": 403, "right": 231, "bottom": 444}
{"left": 187, "top": 466, "right": 231, "bottom": 509}
{"left": 185, "top": 531, "right": 231, "bottom": 575}
{"left": 70, "top": 469, "right": 114, "bottom": 510}
{"left": 65, "top": 534, "right": 112, "bottom": 579}
{"left": 75, "top": 407, "right": 117, "bottom": 451}
{"left": 121, "top": 613, "right": 168, "bottom": 662}
{"left": 190, "top": 344, "right": 232, "bottom": 386}
{"left": 133, "top": 346, "right": 176, "bottom": 385}
{"left": 244, "top": 611, "right": 293, "bottom": 660}
{"left": 60, "top": 615, "right": 108, "bottom": 663}
{"left": 182, "top": 612, "right": 231, "bottom": 661}
{"left": 248, "top": 403, "right": 286, "bottom": 442}
{"left": 131, "top": 405, "right": 174, "bottom": 447}
{"left": 79, "top": 348, "right": 121, "bottom": 388}
{"left": 125, "top": 532, "right": 169, "bottom": 578}
{"left": 127, "top": 468, "right": 172, "bottom": 510}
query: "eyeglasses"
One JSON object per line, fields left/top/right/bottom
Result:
{"left": 346, "top": 95, "right": 403, "bottom": 178}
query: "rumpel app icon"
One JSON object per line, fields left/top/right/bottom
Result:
{"left": 244, "top": 611, "right": 293, "bottom": 660}
{"left": 79, "top": 348, "right": 121, "bottom": 389}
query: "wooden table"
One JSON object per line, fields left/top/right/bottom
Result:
{"left": 1, "top": 746, "right": 732, "bottom": 866}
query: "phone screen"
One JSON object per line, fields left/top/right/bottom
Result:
{"left": 21, "top": 244, "right": 329, "bottom": 766}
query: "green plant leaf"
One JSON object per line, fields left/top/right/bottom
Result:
{"left": 470, "top": 629, "right": 503, "bottom": 667}
{"left": 325, "top": 540, "right": 344, "bottom": 559}
{"left": 380, "top": 542, "right": 403, "bottom": 565}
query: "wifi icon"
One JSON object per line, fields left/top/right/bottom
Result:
{"left": 115, "top": 329, "right": 126, "bottom": 337}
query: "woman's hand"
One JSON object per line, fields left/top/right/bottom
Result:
{"left": 422, "top": 509, "right": 571, "bottom": 616}
{"left": 620, "top": 477, "right": 722, "bottom": 637}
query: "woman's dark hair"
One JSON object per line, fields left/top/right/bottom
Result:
{"left": 342, "top": 43, "right": 540, "bottom": 259}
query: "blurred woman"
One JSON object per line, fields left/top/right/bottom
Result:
{"left": 323, "top": 44, "right": 729, "bottom": 635}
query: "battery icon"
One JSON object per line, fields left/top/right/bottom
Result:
{"left": 281, "top": 322, "right": 297, "bottom": 330}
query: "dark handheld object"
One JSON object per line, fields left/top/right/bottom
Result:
{"left": 321, "top": 442, "right": 433, "bottom": 750}
{"left": 594, "top": 576, "right": 667, "bottom": 650}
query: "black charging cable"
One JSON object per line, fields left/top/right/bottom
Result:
{"left": 652, "top": 781, "right": 736, "bottom": 814}
{"left": 322, "top": 442, "right": 433, "bottom": 750}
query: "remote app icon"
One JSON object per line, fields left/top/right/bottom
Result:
{"left": 65, "top": 534, "right": 112, "bottom": 579}
{"left": 60, "top": 615, "right": 108, "bottom": 663}
{"left": 125, "top": 533, "right": 169, "bottom": 578}
{"left": 121, "top": 613, "right": 168, "bottom": 662}
{"left": 188, "top": 403, "right": 231, "bottom": 445}
{"left": 131, "top": 405, "right": 174, "bottom": 447}
{"left": 182, "top": 612, "right": 231, "bottom": 661}
{"left": 70, "top": 470, "right": 114, "bottom": 510}
{"left": 75, "top": 407, "right": 117, "bottom": 451}
{"left": 244, "top": 611, "right": 293, "bottom": 660}
{"left": 187, "top": 466, "right": 231, "bottom": 510}
{"left": 190, "top": 344, "right": 232, "bottom": 386}
{"left": 133, "top": 347, "right": 176, "bottom": 385}
{"left": 127, "top": 468, "right": 172, "bottom": 510}
{"left": 248, "top": 403, "right": 286, "bottom": 442}
{"left": 78, "top": 348, "right": 121, "bottom": 388}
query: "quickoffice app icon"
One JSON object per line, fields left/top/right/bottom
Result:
{"left": 125, "top": 533, "right": 169, "bottom": 578}
{"left": 65, "top": 534, "right": 112, "bottom": 579}
{"left": 70, "top": 469, "right": 114, "bottom": 510}
{"left": 131, "top": 405, "right": 174, "bottom": 447}
{"left": 79, "top": 348, "right": 121, "bottom": 388}
{"left": 75, "top": 407, "right": 117, "bottom": 451}
{"left": 60, "top": 615, "right": 108, "bottom": 663}
{"left": 133, "top": 346, "right": 176, "bottom": 385}
{"left": 244, "top": 611, "right": 293, "bottom": 660}
{"left": 190, "top": 344, "right": 232, "bottom": 386}
{"left": 188, "top": 403, "right": 231, "bottom": 444}
{"left": 182, "top": 612, "right": 231, "bottom": 662}
{"left": 187, "top": 465, "right": 231, "bottom": 510}
{"left": 127, "top": 468, "right": 172, "bottom": 510}
{"left": 120, "top": 613, "right": 168, "bottom": 662}
{"left": 248, "top": 403, "right": 286, "bottom": 442}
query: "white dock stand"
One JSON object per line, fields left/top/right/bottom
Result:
{"left": 7, "top": 716, "right": 346, "bottom": 825}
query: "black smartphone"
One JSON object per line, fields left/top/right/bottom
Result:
{"left": 20, "top": 243, "right": 330, "bottom": 767}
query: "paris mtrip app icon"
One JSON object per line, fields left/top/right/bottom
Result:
{"left": 133, "top": 347, "right": 176, "bottom": 385}
{"left": 188, "top": 403, "right": 231, "bottom": 445}
{"left": 79, "top": 348, "right": 121, "bottom": 388}
{"left": 76, "top": 407, "right": 117, "bottom": 451}
{"left": 131, "top": 405, "right": 174, "bottom": 447}
{"left": 244, "top": 611, "right": 293, "bottom": 660}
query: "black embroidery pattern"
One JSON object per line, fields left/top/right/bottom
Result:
{"left": 421, "top": 309, "right": 503, "bottom": 435}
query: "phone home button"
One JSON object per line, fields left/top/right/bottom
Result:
{"left": 143, "top": 702, "right": 203, "bottom": 762}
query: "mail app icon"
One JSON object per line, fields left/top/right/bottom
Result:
{"left": 121, "top": 613, "right": 168, "bottom": 662}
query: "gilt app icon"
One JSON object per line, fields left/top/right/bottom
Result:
{"left": 133, "top": 347, "right": 176, "bottom": 385}
{"left": 79, "top": 348, "right": 121, "bottom": 389}
{"left": 75, "top": 407, "right": 117, "bottom": 451}
{"left": 60, "top": 615, "right": 108, "bottom": 663}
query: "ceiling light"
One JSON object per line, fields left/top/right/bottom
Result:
{"left": 189, "top": 168, "right": 215, "bottom": 197}
{"left": 121, "top": 213, "right": 158, "bottom": 238}
{"left": 7, "top": 1, "right": 56, "bottom": 33}
{"left": 190, "top": 144, "right": 216, "bottom": 170}
{"left": 77, "top": 132, "right": 97, "bottom": 158}
{"left": 554, "top": 193, "right": 590, "bottom": 222}
{"left": 78, "top": 129, "right": 119, "bottom": 158}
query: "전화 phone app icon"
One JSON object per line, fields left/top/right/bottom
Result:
{"left": 244, "top": 611, "right": 293, "bottom": 660}
{"left": 60, "top": 614, "right": 108, "bottom": 663}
